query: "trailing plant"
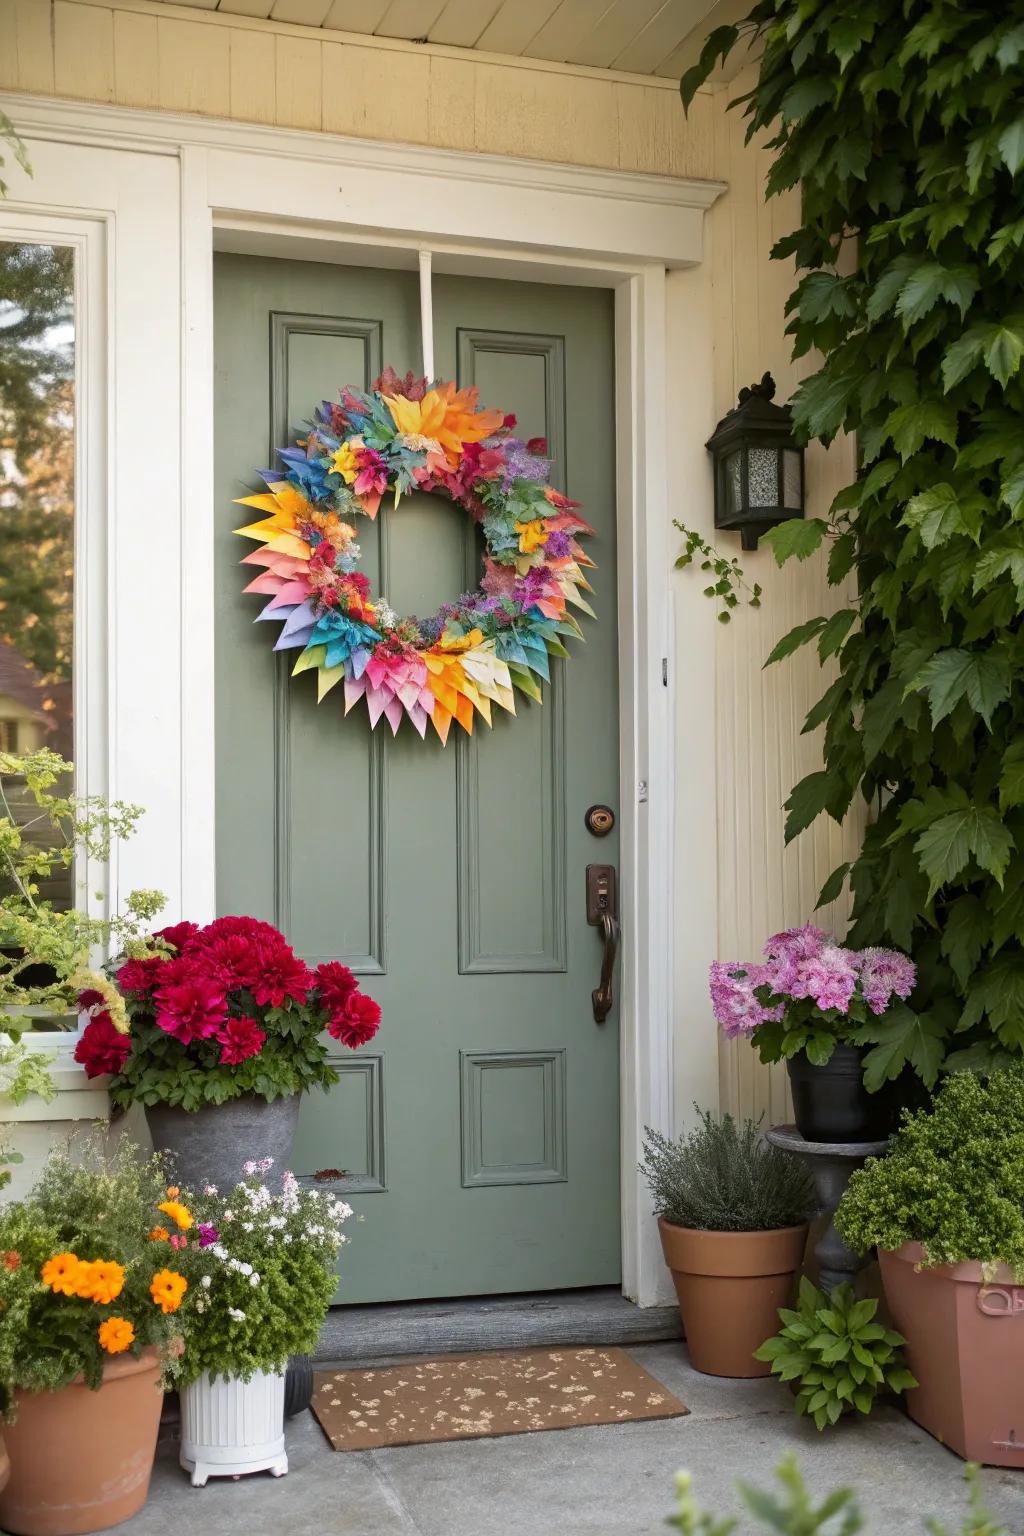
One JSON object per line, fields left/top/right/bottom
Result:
{"left": 640, "top": 1108, "right": 812, "bottom": 1231}
{"left": 0, "top": 110, "right": 30, "bottom": 198}
{"left": 168, "top": 1159, "right": 352, "bottom": 1385}
{"left": 754, "top": 1276, "right": 915, "bottom": 1430}
{"left": 0, "top": 1140, "right": 182, "bottom": 1416}
{"left": 0, "top": 748, "right": 164, "bottom": 1037}
{"left": 673, "top": 520, "right": 762, "bottom": 621}
{"left": 0, "top": 1143, "right": 22, "bottom": 1193}
{"left": 0, "top": 1033, "right": 56, "bottom": 1105}
{"left": 682, "top": 4, "right": 1024, "bottom": 1084}
{"left": 86, "top": 915, "right": 381, "bottom": 1110}
{"left": 668, "top": 1457, "right": 1005, "bottom": 1536}
{"left": 836, "top": 1064, "right": 1024, "bottom": 1276}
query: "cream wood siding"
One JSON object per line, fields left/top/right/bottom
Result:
{"left": 0, "top": 6, "right": 859, "bottom": 1127}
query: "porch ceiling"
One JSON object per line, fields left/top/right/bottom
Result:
{"left": 147, "top": 0, "right": 747, "bottom": 82}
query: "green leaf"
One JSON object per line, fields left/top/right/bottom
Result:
{"left": 679, "top": 24, "right": 739, "bottom": 110}
{"left": 907, "top": 648, "right": 1010, "bottom": 727}
{"left": 761, "top": 518, "right": 828, "bottom": 565}
{"left": 998, "top": 115, "right": 1024, "bottom": 174}
{"left": 783, "top": 771, "right": 834, "bottom": 842}
{"left": 941, "top": 896, "right": 989, "bottom": 988}
{"left": 896, "top": 263, "right": 978, "bottom": 326}
{"left": 861, "top": 678, "right": 909, "bottom": 764}
{"left": 861, "top": 1005, "right": 947, "bottom": 1091}
{"left": 901, "top": 484, "right": 981, "bottom": 547}
{"left": 915, "top": 805, "right": 1014, "bottom": 896}
{"left": 815, "top": 862, "right": 850, "bottom": 908}
{"left": 1000, "top": 740, "right": 1024, "bottom": 812}
{"left": 883, "top": 400, "right": 958, "bottom": 460}
{"left": 983, "top": 320, "right": 1024, "bottom": 386}
{"left": 763, "top": 616, "right": 827, "bottom": 667}
{"left": 817, "top": 609, "right": 857, "bottom": 659}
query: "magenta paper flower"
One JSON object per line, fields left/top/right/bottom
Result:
{"left": 154, "top": 980, "right": 228, "bottom": 1044}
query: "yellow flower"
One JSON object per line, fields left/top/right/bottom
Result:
{"left": 515, "top": 518, "right": 547, "bottom": 555}
{"left": 329, "top": 440, "right": 360, "bottom": 485}
{"left": 41, "top": 1252, "right": 82, "bottom": 1296}
{"left": 438, "top": 628, "right": 484, "bottom": 654}
{"left": 150, "top": 1269, "right": 188, "bottom": 1314}
{"left": 148, "top": 1226, "right": 170, "bottom": 1243}
{"left": 73, "top": 969, "right": 131, "bottom": 1034}
{"left": 98, "top": 1317, "right": 135, "bottom": 1354}
{"left": 157, "top": 1200, "right": 193, "bottom": 1231}
{"left": 75, "top": 1259, "right": 126, "bottom": 1305}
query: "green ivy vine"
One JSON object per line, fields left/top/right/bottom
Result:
{"left": 683, "top": 2, "right": 1024, "bottom": 1085}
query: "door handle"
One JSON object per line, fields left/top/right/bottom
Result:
{"left": 586, "top": 864, "right": 619, "bottom": 1023}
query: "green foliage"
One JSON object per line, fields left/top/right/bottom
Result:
{"left": 668, "top": 1457, "right": 1005, "bottom": 1536}
{"left": 640, "top": 1109, "right": 812, "bottom": 1232}
{"left": 0, "top": 748, "right": 165, "bottom": 1039}
{"left": 672, "top": 521, "right": 762, "bottom": 621}
{"left": 0, "top": 112, "right": 30, "bottom": 199}
{"left": 0, "top": 1033, "right": 56, "bottom": 1105}
{"left": 836, "top": 1064, "right": 1024, "bottom": 1276}
{"left": 0, "top": 1140, "right": 180, "bottom": 1416}
{"left": 169, "top": 1168, "right": 352, "bottom": 1385}
{"left": 754, "top": 1277, "right": 915, "bottom": 1431}
{"left": 680, "top": 1, "right": 1024, "bottom": 1076}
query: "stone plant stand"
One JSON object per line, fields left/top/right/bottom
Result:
{"left": 765, "top": 1125, "right": 889, "bottom": 1294}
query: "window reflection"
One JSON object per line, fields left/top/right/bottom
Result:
{"left": 0, "top": 241, "right": 75, "bottom": 908}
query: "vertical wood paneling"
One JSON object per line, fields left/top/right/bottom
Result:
{"left": 54, "top": 2, "right": 115, "bottom": 102}
{"left": 4, "top": 0, "right": 56, "bottom": 94}
{"left": 228, "top": 24, "right": 277, "bottom": 123}
{"left": 157, "top": 16, "right": 230, "bottom": 114}
{"left": 275, "top": 32, "right": 321, "bottom": 130}
{"left": 112, "top": 10, "right": 160, "bottom": 107}
{"left": 706, "top": 72, "right": 863, "bottom": 1126}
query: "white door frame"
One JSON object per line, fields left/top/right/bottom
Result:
{"left": 0, "top": 90, "right": 724, "bottom": 1307}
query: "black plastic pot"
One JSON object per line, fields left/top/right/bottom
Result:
{"left": 786, "top": 1045, "right": 901, "bottom": 1144}
{"left": 284, "top": 1354, "right": 314, "bottom": 1417}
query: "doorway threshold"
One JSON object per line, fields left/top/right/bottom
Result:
{"left": 315, "top": 1286, "right": 682, "bottom": 1366}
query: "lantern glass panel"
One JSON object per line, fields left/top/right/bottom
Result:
{"left": 783, "top": 449, "right": 802, "bottom": 511}
{"left": 748, "top": 446, "right": 780, "bottom": 508}
{"left": 725, "top": 450, "right": 743, "bottom": 514}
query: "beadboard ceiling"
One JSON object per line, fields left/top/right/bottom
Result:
{"left": 148, "top": 0, "right": 746, "bottom": 81}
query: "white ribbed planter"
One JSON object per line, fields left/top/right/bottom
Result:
{"left": 180, "top": 1370, "right": 288, "bottom": 1487}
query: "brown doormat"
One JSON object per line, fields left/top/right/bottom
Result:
{"left": 312, "top": 1346, "right": 688, "bottom": 1450}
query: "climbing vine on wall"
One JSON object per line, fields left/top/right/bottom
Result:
{"left": 683, "top": 3, "right": 1024, "bottom": 1084}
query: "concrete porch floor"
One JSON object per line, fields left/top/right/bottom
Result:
{"left": 125, "top": 1343, "right": 1024, "bottom": 1535}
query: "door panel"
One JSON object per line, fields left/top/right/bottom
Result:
{"left": 214, "top": 253, "right": 619, "bottom": 1302}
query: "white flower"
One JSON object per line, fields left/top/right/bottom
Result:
{"left": 283, "top": 1235, "right": 292, "bottom": 1245}
{"left": 203, "top": 1184, "right": 218, "bottom": 1196}
{"left": 243, "top": 1161, "right": 257, "bottom": 1175}
{"left": 249, "top": 1273, "right": 260, "bottom": 1287}
{"left": 243, "top": 1222, "right": 254, "bottom": 1232}
{"left": 200, "top": 1275, "right": 211, "bottom": 1289}
{"left": 239, "top": 1261, "right": 253, "bottom": 1276}
{"left": 223, "top": 1211, "right": 234, "bottom": 1222}
{"left": 227, "top": 1307, "right": 247, "bottom": 1322}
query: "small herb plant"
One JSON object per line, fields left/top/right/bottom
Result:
{"left": 0, "top": 1141, "right": 183, "bottom": 1415}
{"left": 836, "top": 1066, "right": 1024, "bottom": 1279}
{"left": 0, "top": 748, "right": 165, "bottom": 1039}
{"left": 169, "top": 1159, "right": 352, "bottom": 1385}
{"left": 673, "top": 520, "right": 762, "bottom": 623}
{"left": 0, "top": 1033, "right": 56, "bottom": 1106}
{"left": 640, "top": 1110, "right": 812, "bottom": 1233}
{"left": 754, "top": 1277, "right": 915, "bottom": 1431}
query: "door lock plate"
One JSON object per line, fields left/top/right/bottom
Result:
{"left": 586, "top": 864, "right": 617, "bottom": 925}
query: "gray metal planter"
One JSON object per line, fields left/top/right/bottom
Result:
{"left": 146, "top": 1092, "right": 301, "bottom": 1193}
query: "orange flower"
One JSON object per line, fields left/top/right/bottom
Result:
{"left": 2, "top": 1251, "right": 20, "bottom": 1271}
{"left": 41, "top": 1252, "right": 82, "bottom": 1296}
{"left": 74, "top": 1259, "right": 125, "bottom": 1306}
{"left": 148, "top": 1226, "right": 170, "bottom": 1243}
{"left": 165, "top": 1186, "right": 180, "bottom": 1199}
{"left": 150, "top": 1269, "right": 187, "bottom": 1314}
{"left": 157, "top": 1200, "right": 193, "bottom": 1231}
{"left": 98, "top": 1316, "right": 135, "bottom": 1354}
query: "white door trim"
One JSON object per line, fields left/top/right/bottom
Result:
{"left": 0, "top": 89, "right": 724, "bottom": 1306}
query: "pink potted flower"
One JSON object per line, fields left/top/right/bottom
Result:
{"left": 710, "top": 925, "right": 917, "bottom": 1142}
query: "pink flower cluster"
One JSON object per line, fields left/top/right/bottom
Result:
{"left": 709, "top": 924, "right": 915, "bottom": 1038}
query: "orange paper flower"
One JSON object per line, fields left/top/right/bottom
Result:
{"left": 98, "top": 1316, "right": 135, "bottom": 1354}
{"left": 148, "top": 1226, "right": 170, "bottom": 1243}
{"left": 157, "top": 1200, "right": 193, "bottom": 1231}
{"left": 150, "top": 1268, "right": 188, "bottom": 1314}
{"left": 74, "top": 1259, "right": 126, "bottom": 1305}
{"left": 41, "top": 1252, "right": 82, "bottom": 1296}
{"left": 165, "top": 1186, "right": 180, "bottom": 1198}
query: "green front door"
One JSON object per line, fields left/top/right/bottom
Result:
{"left": 214, "top": 254, "right": 619, "bottom": 1302}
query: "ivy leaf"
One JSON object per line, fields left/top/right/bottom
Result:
{"left": 861, "top": 678, "right": 910, "bottom": 763}
{"left": 761, "top": 518, "right": 828, "bottom": 565}
{"left": 998, "top": 115, "right": 1024, "bottom": 174}
{"left": 999, "top": 740, "right": 1024, "bottom": 811}
{"left": 783, "top": 771, "right": 835, "bottom": 843}
{"left": 915, "top": 805, "right": 1014, "bottom": 896}
{"left": 882, "top": 401, "right": 958, "bottom": 460}
{"left": 982, "top": 320, "right": 1024, "bottom": 386}
{"left": 817, "top": 609, "right": 857, "bottom": 659}
{"left": 907, "top": 648, "right": 1010, "bottom": 727}
{"left": 896, "top": 263, "right": 978, "bottom": 326}
{"left": 901, "top": 484, "right": 981, "bottom": 547}
{"left": 940, "top": 896, "right": 989, "bottom": 988}
{"left": 815, "top": 862, "right": 850, "bottom": 908}
{"left": 763, "top": 616, "right": 827, "bottom": 667}
{"left": 680, "top": 25, "right": 739, "bottom": 110}
{"left": 860, "top": 1005, "right": 946, "bottom": 1091}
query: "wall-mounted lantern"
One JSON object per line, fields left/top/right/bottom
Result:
{"left": 706, "top": 373, "right": 804, "bottom": 550}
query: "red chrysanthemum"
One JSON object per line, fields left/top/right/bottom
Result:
{"left": 154, "top": 980, "right": 228, "bottom": 1044}
{"left": 216, "top": 1015, "right": 266, "bottom": 1066}
{"left": 202, "top": 934, "right": 264, "bottom": 992}
{"left": 154, "top": 921, "right": 200, "bottom": 954}
{"left": 327, "top": 991, "right": 381, "bottom": 1049}
{"left": 116, "top": 956, "right": 164, "bottom": 994}
{"left": 74, "top": 1013, "right": 132, "bottom": 1078}
{"left": 199, "top": 915, "right": 284, "bottom": 946}
{"left": 315, "top": 960, "right": 358, "bottom": 1014}
{"left": 250, "top": 945, "right": 312, "bottom": 1009}
{"left": 77, "top": 988, "right": 107, "bottom": 1012}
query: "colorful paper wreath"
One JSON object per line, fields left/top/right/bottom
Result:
{"left": 235, "top": 367, "right": 596, "bottom": 743}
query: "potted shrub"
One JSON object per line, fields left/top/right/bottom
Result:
{"left": 710, "top": 925, "right": 917, "bottom": 1141}
{"left": 0, "top": 748, "right": 164, "bottom": 1194}
{"left": 0, "top": 1142, "right": 184, "bottom": 1535}
{"left": 168, "top": 1157, "right": 352, "bottom": 1485}
{"left": 640, "top": 1111, "right": 813, "bottom": 1377}
{"left": 75, "top": 916, "right": 382, "bottom": 1192}
{"left": 836, "top": 1066, "right": 1024, "bottom": 1468}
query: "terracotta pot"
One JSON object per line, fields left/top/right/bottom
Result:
{"left": 0, "top": 1348, "right": 163, "bottom": 1535}
{"left": 879, "top": 1243, "right": 1024, "bottom": 1468}
{"left": 658, "top": 1218, "right": 807, "bottom": 1378}
{"left": 0, "top": 1431, "right": 9, "bottom": 1496}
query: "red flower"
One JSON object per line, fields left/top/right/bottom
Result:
{"left": 199, "top": 915, "right": 283, "bottom": 947}
{"left": 2, "top": 1251, "right": 20, "bottom": 1272}
{"left": 250, "top": 945, "right": 312, "bottom": 1009}
{"left": 154, "top": 980, "right": 228, "bottom": 1044}
{"left": 116, "top": 956, "right": 164, "bottom": 994}
{"left": 216, "top": 1015, "right": 266, "bottom": 1066}
{"left": 527, "top": 436, "right": 547, "bottom": 454}
{"left": 327, "top": 991, "right": 381, "bottom": 1049}
{"left": 315, "top": 961, "right": 358, "bottom": 1014}
{"left": 503, "top": 413, "right": 517, "bottom": 429}
{"left": 202, "top": 935, "right": 264, "bottom": 992}
{"left": 154, "top": 921, "right": 200, "bottom": 954}
{"left": 77, "top": 988, "right": 107, "bottom": 1012}
{"left": 74, "top": 1014, "right": 131, "bottom": 1078}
